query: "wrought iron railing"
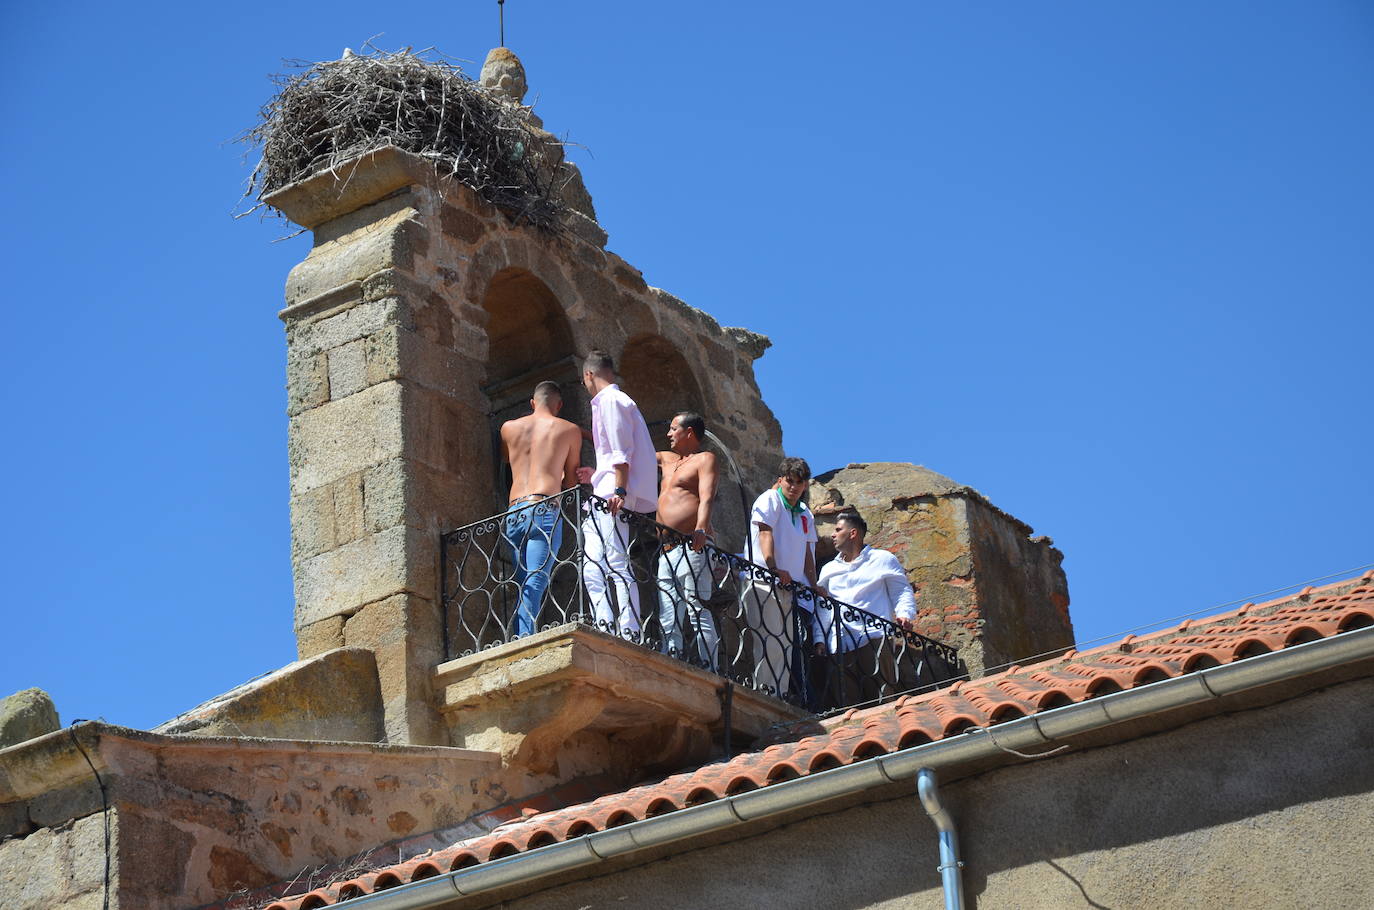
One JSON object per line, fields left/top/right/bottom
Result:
{"left": 439, "top": 489, "right": 961, "bottom": 713}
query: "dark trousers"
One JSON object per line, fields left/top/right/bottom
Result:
{"left": 816, "top": 638, "right": 898, "bottom": 711}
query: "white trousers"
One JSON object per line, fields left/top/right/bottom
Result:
{"left": 657, "top": 544, "right": 718, "bottom": 670}
{"left": 741, "top": 580, "right": 797, "bottom": 698}
{"left": 581, "top": 508, "right": 641, "bottom": 635}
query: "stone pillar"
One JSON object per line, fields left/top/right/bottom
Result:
{"left": 810, "top": 462, "right": 1073, "bottom": 678}
{"left": 268, "top": 150, "right": 488, "bottom": 745}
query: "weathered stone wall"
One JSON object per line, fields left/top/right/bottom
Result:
{"left": 270, "top": 147, "right": 784, "bottom": 744}
{"left": 809, "top": 462, "right": 1072, "bottom": 676}
{"left": 0, "top": 810, "right": 108, "bottom": 909}
{"left": 0, "top": 723, "right": 504, "bottom": 909}
{"left": 965, "top": 494, "right": 1074, "bottom": 673}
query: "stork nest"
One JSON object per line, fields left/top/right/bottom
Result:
{"left": 239, "top": 47, "right": 567, "bottom": 231}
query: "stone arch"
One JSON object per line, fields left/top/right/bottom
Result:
{"left": 616, "top": 333, "right": 751, "bottom": 551}
{"left": 481, "top": 267, "right": 576, "bottom": 390}
{"left": 617, "top": 333, "right": 706, "bottom": 430}
{"left": 479, "top": 268, "right": 583, "bottom": 508}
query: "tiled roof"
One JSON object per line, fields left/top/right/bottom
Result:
{"left": 263, "top": 574, "right": 1374, "bottom": 909}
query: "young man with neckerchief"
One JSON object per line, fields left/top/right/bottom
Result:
{"left": 743, "top": 456, "right": 819, "bottom": 702}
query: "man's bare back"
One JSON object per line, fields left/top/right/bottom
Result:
{"left": 502, "top": 412, "right": 581, "bottom": 504}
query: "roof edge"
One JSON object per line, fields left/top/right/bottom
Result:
{"left": 267, "top": 625, "right": 1374, "bottom": 910}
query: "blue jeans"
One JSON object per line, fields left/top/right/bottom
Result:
{"left": 503, "top": 500, "right": 563, "bottom": 637}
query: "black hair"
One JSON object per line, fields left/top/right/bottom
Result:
{"left": 675, "top": 411, "right": 706, "bottom": 440}
{"left": 583, "top": 349, "right": 614, "bottom": 376}
{"left": 778, "top": 456, "right": 811, "bottom": 482}
{"left": 835, "top": 508, "right": 867, "bottom": 537}
{"left": 533, "top": 380, "right": 561, "bottom": 403}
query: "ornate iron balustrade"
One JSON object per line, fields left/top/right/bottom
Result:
{"left": 440, "top": 489, "right": 961, "bottom": 713}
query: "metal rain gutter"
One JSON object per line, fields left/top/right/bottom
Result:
{"left": 329, "top": 626, "right": 1374, "bottom": 910}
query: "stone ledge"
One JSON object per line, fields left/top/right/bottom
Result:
{"left": 0, "top": 721, "right": 506, "bottom": 904}
{"left": 0, "top": 719, "right": 501, "bottom": 840}
{"left": 434, "top": 623, "right": 806, "bottom": 776}
{"left": 264, "top": 146, "right": 435, "bottom": 230}
{"left": 153, "top": 647, "right": 384, "bottom": 743}
{"left": 278, "top": 279, "right": 364, "bottom": 324}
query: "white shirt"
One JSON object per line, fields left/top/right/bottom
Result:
{"left": 588, "top": 384, "right": 657, "bottom": 513}
{"left": 748, "top": 488, "right": 817, "bottom": 582}
{"left": 814, "top": 545, "right": 918, "bottom": 652}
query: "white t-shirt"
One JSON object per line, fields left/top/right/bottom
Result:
{"left": 588, "top": 384, "right": 657, "bottom": 513}
{"left": 748, "top": 487, "right": 817, "bottom": 582}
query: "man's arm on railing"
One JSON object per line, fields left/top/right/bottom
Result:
{"left": 879, "top": 553, "right": 919, "bottom": 632}
{"left": 693, "top": 452, "right": 719, "bottom": 551}
{"left": 609, "top": 463, "right": 629, "bottom": 514}
{"left": 810, "top": 597, "right": 831, "bottom": 655}
{"left": 755, "top": 522, "right": 791, "bottom": 585}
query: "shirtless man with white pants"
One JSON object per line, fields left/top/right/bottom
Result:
{"left": 655, "top": 412, "right": 721, "bottom": 668}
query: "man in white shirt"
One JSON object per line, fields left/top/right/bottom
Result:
{"left": 814, "top": 509, "right": 918, "bottom": 708}
{"left": 743, "top": 456, "right": 818, "bottom": 701}
{"left": 575, "top": 350, "right": 657, "bottom": 635}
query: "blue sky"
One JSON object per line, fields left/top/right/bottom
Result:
{"left": 2, "top": 1, "right": 1370, "bottom": 731}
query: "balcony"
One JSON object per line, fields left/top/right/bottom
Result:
{"left": 439, "top": 489, "right": 961, "bottom": 718}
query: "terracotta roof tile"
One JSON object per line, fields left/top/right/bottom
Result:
{"left": 260, "top": 575, "right": 1374, "bottom": 909}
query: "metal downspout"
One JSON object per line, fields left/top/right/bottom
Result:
{"left": 916, "top": 769, "right": 965, "bottom": 910}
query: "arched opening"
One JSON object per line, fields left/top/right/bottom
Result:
{"left": 616, "top": 333, "right": 757, "bottom": 554}
{"left": 455, "top": 268, "right": 585, "bottom": 658}
{"left": 483, "top": 268, "right": 576, "bottom": 388}
{"left": 480, "top": 268, "right": 582, "bottom": 507}
{"left": 617, "top": 333, "right": 707, "bottom": 430}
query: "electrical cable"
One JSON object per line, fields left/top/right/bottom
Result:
{"left": 68, "top": 721, "right": 111, "bottom": 910}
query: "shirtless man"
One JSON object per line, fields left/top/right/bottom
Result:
{"left": 654, "top": 412, "right": 721, "bottom": 669}
{"left": 500, "top": 380, "right": 581, "bottom": 636}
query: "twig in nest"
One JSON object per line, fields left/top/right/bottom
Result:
{"left": 236, "top": 44, "right": 568, "bottom": 233}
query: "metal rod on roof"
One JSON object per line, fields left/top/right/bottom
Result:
{"left": 499, "top": 0, "right": 506, "bottom": 46}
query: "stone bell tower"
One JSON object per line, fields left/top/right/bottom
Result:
{"left": 266, "top": 47, "right": 786, "bottom": 745}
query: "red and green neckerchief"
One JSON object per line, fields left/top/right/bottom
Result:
{"left": 776, "top": 485, "right": 809, "bottom": 533}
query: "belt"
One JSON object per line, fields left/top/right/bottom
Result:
{"left": 509, "top": 493, "right": 556, "bottom": 506}
{"left": 661, "top": 534, "right": 704, "bottom": 553}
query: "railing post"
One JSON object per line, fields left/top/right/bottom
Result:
{"left": 439, "top": 530, "right": 450, "bottom": 661}
{"left": 574, "top": 487, "right": 587, "bottom": 625}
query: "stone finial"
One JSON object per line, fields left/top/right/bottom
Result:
{"left": 480, "top": 47, "right": 528, "bottom": 103}
{"left": 0, "top": 687, "right": 60, "bottom": 748}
